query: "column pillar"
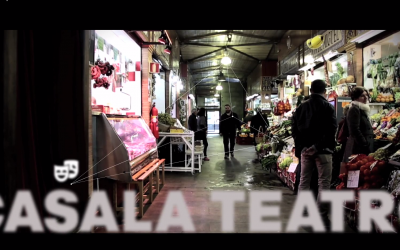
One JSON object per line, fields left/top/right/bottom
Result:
{"left": 141, "top": 45, "right": 150, "bottom": 126}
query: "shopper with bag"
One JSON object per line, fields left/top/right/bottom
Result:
{"left": 342, "top": 87, "right": 374, "bottom": 163}
{"left": 251, "top": 108, "right": 269, "bottom": 148}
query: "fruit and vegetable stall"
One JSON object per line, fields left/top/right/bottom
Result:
{"left": 333, "top": 144, "right": 400, "bottom": 233}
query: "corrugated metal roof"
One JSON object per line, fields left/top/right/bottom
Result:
{"left": 175, "top": 30, "right": 287, "bottom": 93}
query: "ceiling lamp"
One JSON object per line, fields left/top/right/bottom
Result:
{"left": 221, "top": 49, "right": 231, "bottom": 65}
{"left": 164, "top": 45, "right": 172, "bottom": 54}
{"left": 214, "top": 93, "right": 220, "bottom": 97}
{"left": 216, "top": 84, "right": 223, "bottom": 90}
{"left": 218, "top": 71, "right": 226, "bottom": 81}
{"left": 158, "top": 31, "right": 167, "bottom": 44}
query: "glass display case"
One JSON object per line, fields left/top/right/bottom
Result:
{"left": 92, "top": 113, "right": 158, "bottom": 183}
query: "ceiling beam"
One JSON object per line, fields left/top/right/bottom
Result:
{"left": 182, "top": 41, "right": 277, "bottom": 48}
{"left": 187, "top": 48, "right": 225, "bottom": 62}
{"left": 265, "top": 44, "right": 274, "bottom": 60}
{"left": 231, "top": 31, "right": 275, "bottom": 40}
{"left": 183, "top": 31, "right": 228, "bottom": 42}
{"left": 228, "top": 47, "right": 260, "bottom": 62}
{"left": 187, "top": 55, "right": 256, "bottom": 63}
{"left": 191, "top": 68, "right": 248, "bottom": 74}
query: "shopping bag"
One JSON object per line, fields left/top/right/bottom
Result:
{"left": 255, "top": 126, "right": 265, "bottom": 144}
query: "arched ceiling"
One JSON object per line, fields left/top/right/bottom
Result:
{"left": 174, "top": 30, "right": 288, "bottom": 95}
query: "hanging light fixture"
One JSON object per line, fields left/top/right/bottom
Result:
{"left": 221, "top": 48, "right": 231, "bottom": 65}
{"left": 218, "top": 71, "right": 226, "bottom": 81}
{"left": 158, "top": 31, "right": 167, "bottom": 44}
{"left": 216, "top": 84, "right": 223, "bottom": 90}
{"left": 164, "top": 45, "right": 172, "bottom": 54}
{"left": 214, "top": 93, "right": 220, "bottom": 97}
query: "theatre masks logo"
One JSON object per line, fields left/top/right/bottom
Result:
{"left": 54, "top": 160, "right": 79, "bottom": 183}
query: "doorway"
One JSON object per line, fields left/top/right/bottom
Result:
{"left": 206, "top": 110, "right": 220, "bottom": 134}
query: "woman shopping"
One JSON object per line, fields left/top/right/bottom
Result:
{"left": 343, "top": 87, "right": 374, "bottom": 162}
{"left": 197, "top": 108, "right": 210, "bottom": 161}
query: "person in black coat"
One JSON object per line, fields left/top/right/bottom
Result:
{"left": 219, "top": 104, "right": 242, "bottom": 159}
{"left": 188, "top": 108, "right": 198, "bottom": 132}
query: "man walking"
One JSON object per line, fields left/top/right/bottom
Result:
{"left": 292, "top": 79, "right": 337, "bottom": 231}
{"left": 219, "top": 104, "right": 242, "bottom": 159}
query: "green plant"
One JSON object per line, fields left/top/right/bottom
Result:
{"left": 336, "top": 62, "right": 345, "bottom": 78}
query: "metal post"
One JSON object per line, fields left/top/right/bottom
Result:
{"left": 97, "top": 178, "right": 99, "bottom": 192}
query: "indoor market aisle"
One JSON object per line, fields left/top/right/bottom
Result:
{"left": 95, "top": 134, "right": 356, "bottom": 233}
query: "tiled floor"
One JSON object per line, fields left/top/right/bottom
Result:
{"left": 94, "top": 134, "right": 356, "bottom": 233}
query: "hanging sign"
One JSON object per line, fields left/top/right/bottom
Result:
{"left": 307, "top": 30, "right": 345, "bottom": 60}
{"left": 280, "top": 48, "right": 299, "bottom": 75}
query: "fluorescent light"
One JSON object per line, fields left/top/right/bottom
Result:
{"left": 304, "top": 55, "right": 314, "bottom": 64}
{"left": 216, "top": 85, "right": 223, "bottom": 90}
{"left": 350, "top": 30, "right": 385, "bottom": 43}
{"left": 214, "top": 93, "right": 220, "bottom": 97}
{"left": 299, "top": 63, "right": 316, "bottom": 71}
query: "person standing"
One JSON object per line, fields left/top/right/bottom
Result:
{"left": 197, "top": 108, "right": 209, "bottom": 161}
{"left": 342, "top": 87, "right": 374, "bottom": 162}
{"left": 219, "top": 104, "right": 242, "bottom": 159}
{"left": 292, "top": 79, "right": 337, "bottom": 230}
{"left": 292, "top": 96, "right": 309, "bottom": 195}
{"left": 188, "top": 108, "right": 198, "bottom": 132}
{"left": 250, "top": 108, "right": 269, "bottom": 146}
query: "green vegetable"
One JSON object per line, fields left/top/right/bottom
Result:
{"left": 279, "top": 156, "right": 293, "bottom": 169}
{"left": 261, "top": 155, "right": 278, "bottom": 169}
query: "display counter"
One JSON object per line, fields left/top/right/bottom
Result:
{"left": 92, "top": 113, "right": 159, "bottom": 183}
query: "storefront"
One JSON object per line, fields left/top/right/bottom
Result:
{"left": 359, "top": 31, "right": 400, "bottom": 101}
{"left": 91, "top": 30, "right": 142, "bottom": 116}
{"left": 89, "top": 30, "right": 164, "bottom": 217}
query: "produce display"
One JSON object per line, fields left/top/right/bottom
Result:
{"left": 336, "top": 153, "right": 390, "bottom": 190}
{"left": 261, "top": 155, "right": 278, "bottom": 170}
{"left": 268, "top": 120, "right": 292, "bottom": 139}
{"left": 158, "top": 112, "right": 177, "bottom": 126}
{"left": 371, "top": 107, "right": 400, "bottom": 140}
{"left": 279, "top": 156, "right": 293, "bottom": 169}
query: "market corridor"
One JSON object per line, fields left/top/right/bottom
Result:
{"left": 94, "top": 134, "right": 356, "bottom": 233}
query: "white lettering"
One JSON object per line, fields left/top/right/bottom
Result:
{"left": 211, "top": 191, "right": 245, "bottom": 232}
{"left": 249, "top": 191, "right": 281, "bottom": 232}
{"left": 4, "top": 191, "right": 44, "bottom": 232}
{"left": 44, "top": 190, "right": 78, "bottom": 233}
{"left": 286, "top": 191, "right": 325, "bottom": 232}
{"left": 124, "top": 191, "right": 151, "bottom": 232}
{"left": 79, "top": 191, "right": 119, "bottom": 232}
{"left": 321, "top": 190, "right": 353, "bottom": 232}
{"left": 359, "top": 191, "right": 395, "bottom": 232}
{"left": 156, "top": 191, "right": 195, "bottom": 232}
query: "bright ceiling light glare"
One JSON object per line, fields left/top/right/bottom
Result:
{"left": 221, "top": 56, "right": 231, "bottom": 65}
{"left": 214, "top": 93, "right": 220, "bottom": 97}
{"left": 216, "top": 85, "right": 223, "bottom": 90}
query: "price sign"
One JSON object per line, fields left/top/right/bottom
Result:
{"left": 288, "top": 162, "right": 298, "bottom": 173}
{"left": 347, "top": 170, "right": 360, "bottom": 188}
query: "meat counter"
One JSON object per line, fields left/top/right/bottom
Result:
{"left": 92, "top": 113, "right": 158, "bottom": 183}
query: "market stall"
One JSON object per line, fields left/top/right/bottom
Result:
{"left": 333, "top": 139, "right": 400, "bottom": 233}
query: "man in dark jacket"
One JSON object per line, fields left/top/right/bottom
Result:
{"left": 219, "top": 104, "right": 242, "bottom": 159}
{"left": 188, "top": 108, "right": 198, "bottom": 132}
{"left": 292, "top": 79, "right": 337, "bottom": 231}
